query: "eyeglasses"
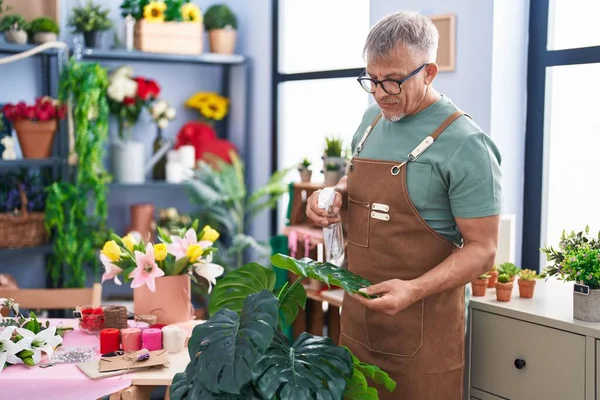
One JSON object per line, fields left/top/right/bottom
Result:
{"left": 357, "top": 63, "right": 427, "bottom": 95}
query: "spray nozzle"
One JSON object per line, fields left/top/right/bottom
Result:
{"left": 317, "top": 187, "right": 337, "bottom": 213}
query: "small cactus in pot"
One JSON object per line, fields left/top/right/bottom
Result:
{"left": 298, "top": 157, "right": 312, "bottom": 182}
{"left": 518, "top": 269, "right": 538, "bottom": 298}
{"left": 471, "top": 273, "right": 489, "bottom": 297}
{"left": 495, "top": 273, "right": 514, "bottom": 302}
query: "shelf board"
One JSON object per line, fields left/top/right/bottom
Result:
{"left": 109, "top": 181, "right": 188, "bottom": 189}
{"left": 0, "top": 244, "right": 53, "bottom": 257}
{"left": 0, "top": 158, "right": 62, "bottom": 168}
{"left": 81, "top": 48, "right": 247, "bottom": 66}
{"left": 0, "top": 43, "right": 63, "bottom": 56}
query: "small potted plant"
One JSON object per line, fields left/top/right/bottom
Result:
{"left": 0, "top": 14, "right": 28, "bottom": 44}
{"left": 487, "top": 264, "right": 499, "bottom": 288}
{"left": 495, "top": 273, "right": 513, "bottom": 302}
{"left": 517, "top": 269, "right": 538, "bottom": 298}
{"left": 498, "top": 262, "right": 520, "bottom": 282}
{"left": 68, "top": 0, "right": 113, "bottom": 48}
{"left": 324, "top": 162, "right": 341, "bottom": 186}
{"left": 2, "top": 97, "right": 67, "bottom": 159}
{"left": 28, "top": 17, "right": 60, "bottom": 44}
{"left": 471, "top": 273, "right": 489, "bottom": 297}
{"left": 298, "top": 157, "right": 312, "bottom": 182}
{"left": 204, "top": 3, "right": 238, "bottom": 54}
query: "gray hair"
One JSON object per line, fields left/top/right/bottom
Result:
{"left": 363, "top": 11, "right": 439, "bottom": 63}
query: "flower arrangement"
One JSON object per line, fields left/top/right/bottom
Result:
{"left": 150, "top": 99, "right": 176, "bottom": 129}
{"left": 2, "top": 97, "right": 66, "bottom": 123}
{"left": 100, "top": 220, "right": 223, "bottom": 293}
{"left": 121, "top": 0, "right": 202, "bottom": 22}
{"left": 0, "top": 298, "right": 69, "bottom": 373}
{"left": 185, "top": 91, "right": 229, "bottom": 124}
{"left": 107, "top": 66, "right": 160, "bottom": 139}
{"left": 540, "top": 226, "right": 600, "bottom": 289}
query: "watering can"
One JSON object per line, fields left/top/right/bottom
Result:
{"left": 110, "top": 138, "right": 173, "bottom": 183}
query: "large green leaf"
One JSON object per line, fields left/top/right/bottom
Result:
{"left": 208, "top": 263, "right": 277, "bottom": 316}
{"left": 277, "top": 279, "right": 307, "bottom": 329}
{"left": 170, "top": 367, "right": 259, "bottom": 400}
{"left": 351, "top": 355, "right": 397, "bottom": 393}
{"left": 253, "top": 331, "right": 353, "bottom": 400}
{"left": 342, "top": 348, "right": 397, "bottom": 399}
{"left": 270, "top": 254, "right": 373, "bottom": 297}
{"left": 193, "top": 289, "right": 279, "bottom": 395}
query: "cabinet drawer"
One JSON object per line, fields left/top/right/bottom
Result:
{"left": 471, "top": 310, "right": 586, "bottom": 400}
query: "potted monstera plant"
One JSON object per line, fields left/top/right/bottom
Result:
{"left": 170, "top": 254, "right": 397, "bottom": 399}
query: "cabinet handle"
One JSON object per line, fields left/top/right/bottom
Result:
{"left": 514, "top": 359, "right": 526, "bottom": 370}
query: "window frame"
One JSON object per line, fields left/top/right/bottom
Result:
{"left": 270, "top": 0, "right": 367, "bottom": 234}
{"left": 523, "top": 0, "right": 600, "bottom": 271}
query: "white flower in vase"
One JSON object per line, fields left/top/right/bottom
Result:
{"left": 165, "top": 107, "right": 176, "bottom": 120}
{"left": 152, "top": 99, "right": 169, "bottom": 117}
{"left": 158, "top": 118, "right": 169, "bottom": 129}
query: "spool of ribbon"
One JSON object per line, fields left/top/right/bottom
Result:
{"left": 121, "top": 328, "right": 142, "bottom": 352}
{"left": 99, "top": 328, "right": 120, "bottom": 354}
{"left": 142, "top": 328, "right": 162, "bottom": 351}
{"left": 104, "top": 306, "right": 128, "bottom": 330}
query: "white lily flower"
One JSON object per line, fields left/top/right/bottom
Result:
{"left": 15, "top": 327, "right": 63, "bottom": 364}
{"left": 0, "top": 327, "right": 22, "bottom": 373}
{"left": 165, "top": 107, "right": 176, "bottom": 119}
{"left": 194, "top": 261, "right": 224, "bottom": 293}
{"left": 152, "top": 99, "right": 168, "bottom": 116}
{"left": 158, "top": 118, "right": 168, "bottom": 129}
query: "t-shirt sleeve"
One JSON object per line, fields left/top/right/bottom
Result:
{"left": 445, "top": 132, "right": 503, "bottom": 218}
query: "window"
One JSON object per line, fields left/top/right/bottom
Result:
{"left": 523, "top": 0, "right": 600, "bottom": 271}
{"left": 271, "top": 0, "right": 370, "bottom": 232}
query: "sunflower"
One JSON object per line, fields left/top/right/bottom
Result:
{"left": 199, "top": 98, "right": 228, "bottom": 121}
{"left": 185, "top": 92, "right": 212, "bottom": 109}
{"left": 144, "top": 1, "right": 167, "bottom": 22}
{"left": 181, "top": 3, "right": 202, "bottom": 22}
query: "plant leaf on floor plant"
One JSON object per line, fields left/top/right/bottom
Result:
{"left": 208, "top": 262, "right": 277, "bottom": 316}
{"left": 193, "top": 289, "right": 279, "bottom": 395}
{"left": 341, "top": 346, "right": 397, "bottom": 399}
{"left": 277, "top": 278, "right": 307, "bottom": 329}
{"left": 270, "top": 254, "right": 373, "bottom": 297}
{"left": 252, "top": 331, "right": 353, "bottom": 400}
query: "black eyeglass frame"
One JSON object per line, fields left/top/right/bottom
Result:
{"left": 357, "top": 63, "right": 428, "bottom": 95}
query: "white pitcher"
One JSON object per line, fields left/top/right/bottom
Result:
{"left": 111, "top": 138, "right": 173, "bottom": 183}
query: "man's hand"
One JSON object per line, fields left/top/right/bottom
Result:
{"left": 306, "top": 189, "right": 343, "bottom": 227}
{"left": 350, "top": 279, "right": 421, "bottom": 315}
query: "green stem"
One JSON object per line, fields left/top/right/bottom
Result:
{"left": 279, "top": 276, "right": 303, "bottom": 306}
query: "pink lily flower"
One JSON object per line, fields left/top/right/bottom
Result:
{"left": 100, "top": 254, "right": 123, "bottom": 285}
{"left": 167, "top": 228, "right": 213, "bottom": 260}
{"left": 129, "top": 243, "right": 165, "bottom": 292}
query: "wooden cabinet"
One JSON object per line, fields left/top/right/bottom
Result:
{"left": 466, "top": 279, "right": 599, "bottom": 400}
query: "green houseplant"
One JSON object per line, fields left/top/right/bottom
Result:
{"left": 204, "top": 4, "right": 238, "bottom": 54}
{"left": 44, "top": 58, "right": 112, "bottom": 288}
{"left": 540, "top": 226, "right": 600, "bottom": 321}
{"left": 185, "top": 152, "right": 291, "bottom": 273}
{"left": 297, "top": 157, "right": 312, "bottom": 182}
{"left": 517, "top": 269, "right": 538, "bottom": 299}
{"left": 470, "top": 273, "right": 489, "bottom": 297}
{"left": 170, "top": 254, "right": 396, "bottom": 399}
{"left": 67, "top": 0, "right": 113, "bottom": 48}
{"left": 497, "top": 262, "right": 520, "bottom": 282}
{"left": 0, "top": 14, "right": 28, "bottom": 44}
{"left": 495, "top": 273, "right": 513, "bottom": 302}
{"left": 28, "top": 17, "right": 60, "bottom": 44}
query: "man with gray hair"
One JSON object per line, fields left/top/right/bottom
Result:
{"left": 306, "top": 10, "right": 502, "bottom": 399}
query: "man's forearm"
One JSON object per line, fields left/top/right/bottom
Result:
{"left": 412, "top": 242, "right": 495, "bottom": 300}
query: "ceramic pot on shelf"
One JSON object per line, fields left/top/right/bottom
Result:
{"left": 127, "top": 203, "right": 155, "bottom": 243}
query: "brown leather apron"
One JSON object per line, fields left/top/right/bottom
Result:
{"left": 340, "top": 110, "right": 467, "bottom": 400}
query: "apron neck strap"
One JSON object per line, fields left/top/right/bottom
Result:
{"left": 430, "top": 110, "right": 468, "bottom": 140}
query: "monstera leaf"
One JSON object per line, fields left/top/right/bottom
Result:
{"left": 170, "top": 367, "right": 259, "bottom": 400}
{"left": 342, "top": 349, "right": 397, "bottom": 399}
{"left": 253, "top": 331, "right": 353, "bottom": 400}
{"left": 208, "top": 262, "right": 276, "bottom": 315}
{"left": 208, "top": 262, "right": 307, "bottom": 329}
{"left": 271, "top": 254, "right": 372, "bottom": 297}
{"left": 192, "top": 290, "right": 279, "bottom": 395}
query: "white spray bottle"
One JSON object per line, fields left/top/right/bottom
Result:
{"left": 317, "top": 187, "right": 345, "bottom": 267}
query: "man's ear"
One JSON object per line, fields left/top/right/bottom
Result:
{"left": 424, "top": 63, "right": 438, "bottom": 84}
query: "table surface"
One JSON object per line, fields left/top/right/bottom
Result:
{"left": 0, "top": 318, "right": 203, "bottom": 399}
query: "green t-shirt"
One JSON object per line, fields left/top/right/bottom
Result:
{"left": 350, "top": 96, "right": 502, "bottom": 246}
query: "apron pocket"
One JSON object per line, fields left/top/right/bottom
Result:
{"left": 347, "top": 197, "right": 370, "bottom": 247}
{"left": 365, "top": 299, "right": 424, "bottom": 357}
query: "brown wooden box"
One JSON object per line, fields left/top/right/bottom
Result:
{"left": 134, "top": 20, "right": 204, "bottom": 55}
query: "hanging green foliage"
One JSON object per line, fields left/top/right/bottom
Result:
{"left": 44, "top": 58, "right": 112, "bottom": 288}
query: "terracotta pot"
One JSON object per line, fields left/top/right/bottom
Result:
{"left": 509, "top": 275, "right": 516, "bottom": 282}
{"left": 487, "top": 270, "right": 498, "bottom": 288}
{"left": 13, "top": 119, "right": 57, "bottom": 159}
{"left": 471, "top": 278, "right": 488, "bottom": 297}
{"left": 127, "top": 203, "right": 155, "bottom": 243}
{"left": 518, "top": 279, "right": 536, "bottom": 298}
{"left": 495, "top": 282, "right": 514, "bottom": 302}
{"left": 134, "top": 275, "right": 193, "bottom": 325}
{"left": 208, "top": 28, "right": 236, "bottom": 53}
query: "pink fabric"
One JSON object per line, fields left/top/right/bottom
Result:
{"left": 0, "top": 319, "right": 145, "bottom": 400}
